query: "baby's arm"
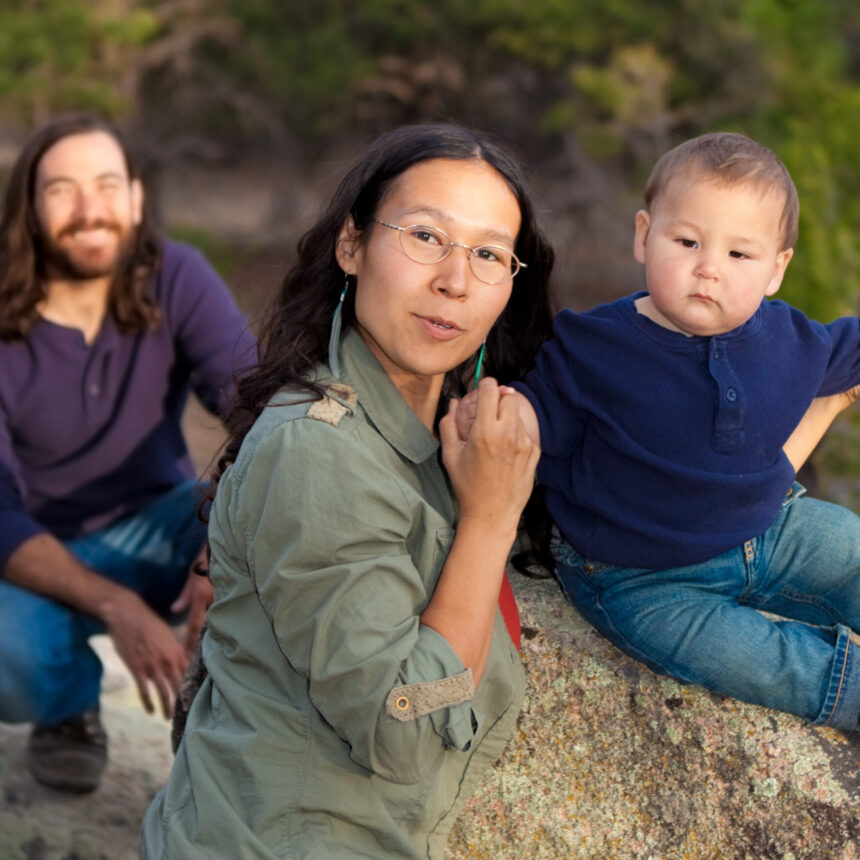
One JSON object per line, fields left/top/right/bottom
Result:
{"left": 454, "top": 384, "right": 540, "bottom": 447}
{"left": 783, "top": 385, "right": 860, "bottom": 472}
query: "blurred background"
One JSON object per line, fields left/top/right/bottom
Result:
{"left": 0, "top": 0, "right": 857, "bottom": 501}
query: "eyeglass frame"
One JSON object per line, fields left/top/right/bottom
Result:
{"left": 372, "top": 219, "right": 527, "bottom": 284}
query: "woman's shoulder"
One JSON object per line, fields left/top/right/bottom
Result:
{"left": 239, "top": 380, "right": 360, "bottom": 459}
{"left": 217, "top": 376, "right": 415, "bottom": 534}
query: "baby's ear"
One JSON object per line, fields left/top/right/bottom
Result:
{"left": 633, "top": 210, "right": 651, "bottom": 264}
{"left": 335, "top": 215, "right": 362, "bottom": 274}
{"left": 765, "top": 247, "right": 794, "bottom": 297}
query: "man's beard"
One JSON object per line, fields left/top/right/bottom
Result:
{"left": 38, "top": 218, "right": 136, "bottom": 282}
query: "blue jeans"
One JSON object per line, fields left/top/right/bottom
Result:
{"left": 552, "top": 486, "right": 860, "bottom": 730}
{"left": 0, "top": 481, "right": 206, "bottom": 725}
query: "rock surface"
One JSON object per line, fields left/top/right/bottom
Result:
{"left": 449, "top": 574, "right": 860, "bottom": 860}
{"left": 1, "top": 574, "right": 858, "bottom": 859}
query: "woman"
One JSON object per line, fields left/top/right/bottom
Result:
{"left": 141, "top": 124, "right": 555, "bottom": 859}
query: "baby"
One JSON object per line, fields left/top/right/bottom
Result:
{"left": 459, "top": 132, "right": 860, "bottom": 729}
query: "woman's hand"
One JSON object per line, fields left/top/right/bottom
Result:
{"left": 440, "top": 378, "right": 540, "bottom": 536}
{"left": 422, "top": 378, "right": 540, "bottom": 684}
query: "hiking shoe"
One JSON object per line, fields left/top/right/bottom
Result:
{"left": 27, "top": 706, "right": 108, "bottom": 793}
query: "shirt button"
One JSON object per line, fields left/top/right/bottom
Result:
{"left": 713, "top": 350, "right": 721, "bottom": 359}
{"left": 726, "top": 388, "right": 737, "bottom": 402}
{"left": 89, "top": 383, "right": 100, "bottom": 396}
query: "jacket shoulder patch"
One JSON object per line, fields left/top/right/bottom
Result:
{"left": 306, "top": 383, "right": 358, "bottom": 427}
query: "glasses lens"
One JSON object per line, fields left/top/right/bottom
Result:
{"left": 400, "top": 225, "right": 450, "bottom": 264}
{"left": 470, "top": 247, "right": 516, "bottom": 284}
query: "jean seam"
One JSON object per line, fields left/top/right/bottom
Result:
{"left": 740, "top": 539, "right": 758, "bottom": 600}
{"left": 821, "top": 639, "right": 850, "bottom": 727}
{"left": 774, "top": 588, "right": 842, "bottom": 624}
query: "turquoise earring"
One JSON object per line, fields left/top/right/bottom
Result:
{"left": 472, "top": 340, "right": 486, "bottom": 390}
{"left": 328, "top": 273, "right": 349, "bottom": 378}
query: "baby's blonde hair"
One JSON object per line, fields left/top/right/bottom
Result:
{"left": 644, "top": 132, "right": 799, "bottom": 251}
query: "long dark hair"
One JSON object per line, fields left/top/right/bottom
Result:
{"left": 0, "top": 113, "right": 162, "bottom": 340}
{"left": 221, "top": 123, "right": 556, "bottom": 569}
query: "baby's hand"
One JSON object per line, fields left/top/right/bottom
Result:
{"left": 454, "top": 389, "right": 480, "bottom": 440}
{"left": 455, "top": 385, "right": 519, "bottom": 440}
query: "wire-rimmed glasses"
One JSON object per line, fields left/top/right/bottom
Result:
{"left": 373, "top": 219, "right": 527, "bottom": 285}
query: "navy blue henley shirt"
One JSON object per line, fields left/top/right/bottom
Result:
{"left": 517, "top": 293, "right": 860, "bottom": 569}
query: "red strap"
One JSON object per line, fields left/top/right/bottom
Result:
{"left": 498, "top": 571, "right": 521, "bottom": 650}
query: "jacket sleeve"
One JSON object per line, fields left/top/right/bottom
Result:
{"left": 235, "top": 417, "right": 480, "bottom": 784}
{"left": 161, "top": 244, "right": 257, "bottom": 417}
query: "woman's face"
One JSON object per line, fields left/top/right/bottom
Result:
{"left": 337, "top": 158, "right": 521, "bottom": 406}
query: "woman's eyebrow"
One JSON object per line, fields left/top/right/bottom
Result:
{"left": 395, "top": 205, "right": 515, "bottom": 245}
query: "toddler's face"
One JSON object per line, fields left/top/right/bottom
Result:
{"left": 632, "top": 173, "right": 793, "bottom": 337}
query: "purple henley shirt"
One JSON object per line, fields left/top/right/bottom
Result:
{"left": 0, "top": 239, "right": 256, "bottom": 570}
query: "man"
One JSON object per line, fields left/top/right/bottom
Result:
{"left": 0, "top": 114, "right": 255, "bottom": 793}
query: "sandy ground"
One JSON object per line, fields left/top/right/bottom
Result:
{"left": 0, "top": 636, "right": 175, "bottom": 860}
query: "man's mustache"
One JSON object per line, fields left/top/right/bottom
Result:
{"left": 56, "top": 218, "right": 122, "bottom": 240}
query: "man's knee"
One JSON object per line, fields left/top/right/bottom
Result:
{"left": 0, "top": 593, "right": 101, "bottom": 723}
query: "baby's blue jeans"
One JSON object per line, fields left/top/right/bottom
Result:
{"left": 552, "top": 485, "right": 860, "bottom": 730}
{"left": 0, "top": 480, "right": 205, "bottom": 725}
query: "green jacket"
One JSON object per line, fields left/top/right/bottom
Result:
{"left": 141, "top": 328, "right": 526, "bottom": 859}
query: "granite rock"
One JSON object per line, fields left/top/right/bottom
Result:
{"left": 1, "top": 576, "right": 858, "bottom": 859}
{"left": 449, "top": 573, "right": 860, "bottom": 859}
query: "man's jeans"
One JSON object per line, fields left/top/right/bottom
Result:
{"left": 552, "top": 486, "right": 860, "bottom": 730}
{"left": 0, "top": 481, "right": 206, "bottom": 725}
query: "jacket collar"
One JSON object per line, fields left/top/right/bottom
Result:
{"left": 337, "top": 327, "right": 440, "bottom": 465}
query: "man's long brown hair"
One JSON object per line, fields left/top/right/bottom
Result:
{"left": 0, "top": 113, "right": 162, "bottom": 341}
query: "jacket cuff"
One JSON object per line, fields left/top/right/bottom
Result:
{"left": 391, "top": 625, "right": 481, "bottom": 751}
{"left": 385, "top": 668, "right": 474, "bottom": 721}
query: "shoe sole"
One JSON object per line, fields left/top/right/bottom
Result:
{"left": 27, "top": 749, "right": 105, "bottom": 794}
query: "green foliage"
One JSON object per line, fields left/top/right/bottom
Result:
{"left": 0, "top": 1, "right": 159, "bottom": 122}
{"left": 0, "top": 0, "right": 857, "bottom": 490}
{"left": 1, "top": 0, "right": 857, "bottom": 323}
{"left": 167, "top": 224, "right": 259, "bottom": 281}
{"left": 735, "top": 0, "right": 859, "bottom": 320}
{"left": 818, "top": 410, "right": 860, "bottom": 509}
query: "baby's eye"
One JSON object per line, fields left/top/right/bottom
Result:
{"left": 677, "top": 238, "right": 698, "bottom": 249}
{"left": 729, "top": 250, "right": 749, "bottom": 260}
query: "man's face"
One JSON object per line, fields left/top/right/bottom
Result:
{"left": 33, "top": 130, "right": 143, "bottom": 282}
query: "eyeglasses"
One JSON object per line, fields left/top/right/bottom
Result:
{"left": 373, "top": 219, "right": 527, "bottom": 285}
